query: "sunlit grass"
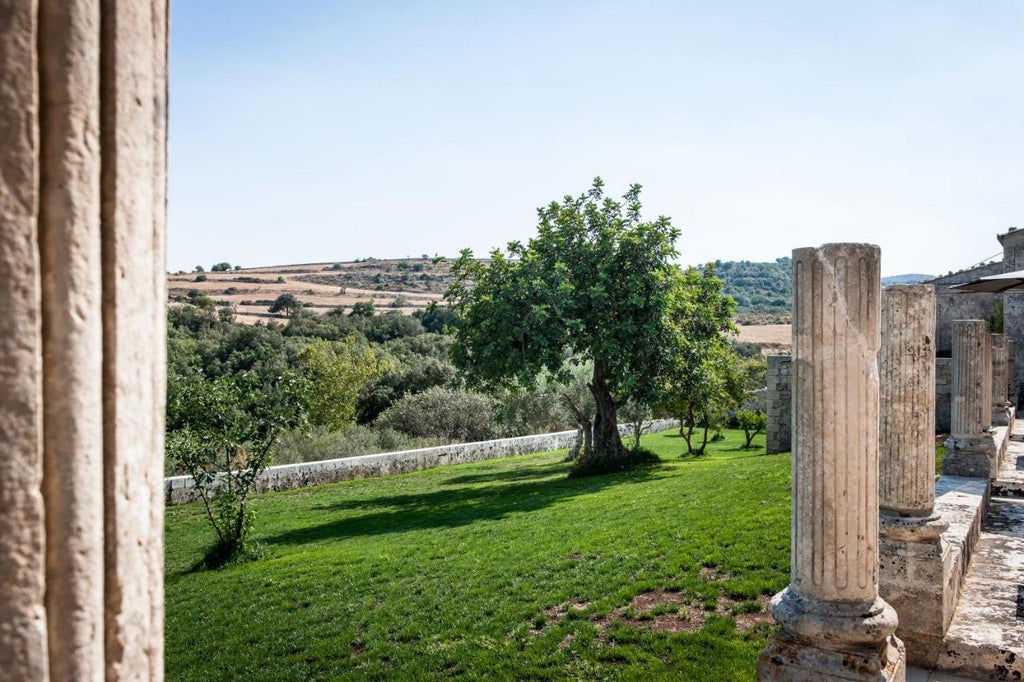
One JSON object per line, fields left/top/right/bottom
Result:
{"left": 165, "top": 429, "right": 790, "bottom": 680}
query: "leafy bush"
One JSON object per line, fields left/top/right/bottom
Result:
{"left": 374, "top": 387, "right": 498, "bottom": 442}
{"left": 736, "top": 409, "right": 767, "bottom": 449}
{"left": 166, "top": 370, "right": 307, "bottom": 567}
{"left": 273, "top": 425, "right": 442, "bottom": 465}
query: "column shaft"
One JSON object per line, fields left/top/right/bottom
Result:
{"left": 0, "top": 1, "right": 49, "bottom": 678}
{"left": 880, "top": 285, "right": 937, "bottom": 517}
{"left": 101, "top": 0, "right": 167, "bottom": 678}
{"left": 38, "top": 1, "right": 106, "bottom": 678}
{"left": 950, "top": 321, "right": 992, "bottom": 437}
{"left": 791, "top": 244, "right": 881, "bottom": 603}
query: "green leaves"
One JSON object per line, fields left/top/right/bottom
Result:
{"left": 445, "top": 178, "right": 683, "bottom": 460}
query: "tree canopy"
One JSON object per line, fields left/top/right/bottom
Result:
{"left": 445, "top": 178, "right": 683, "bottom": 466}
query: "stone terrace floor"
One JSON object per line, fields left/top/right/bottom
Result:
{"left": 915, "top": 421, "right": 1024, "bottom": 681}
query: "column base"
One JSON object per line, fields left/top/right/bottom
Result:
{"left": 942, "top": 433, "right": 998, "bottom": 479}
{"left": 758, "top": 587, "right": 905, "bottom": 680}
{"left": 757, "top": 631, "right": 906, "bottom": 681}
{"left": 878, "top": 534, "right": 954, "bottom": 667}
{"left": 993, "top": 402, "right": 1012, "bottom": 427}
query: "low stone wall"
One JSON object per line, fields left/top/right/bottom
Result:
{"left": 165, "top": 419, "right": 680, "bottom": 506}
{"left": 880, "top": 475, "right": 989, "bottom": 666}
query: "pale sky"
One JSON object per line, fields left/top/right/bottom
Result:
{"left": 168, "top": 1, "right": 1022, "bottom": 277}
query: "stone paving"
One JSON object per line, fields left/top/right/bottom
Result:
{"left": 922, "top": 420, "right": 1024, "bottom": 680}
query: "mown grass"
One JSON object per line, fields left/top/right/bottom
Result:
{"left": 165, "top": 430, "right": 791, "bottom": 680}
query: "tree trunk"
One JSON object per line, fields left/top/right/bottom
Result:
{"left": 589, "top": 358, "right": 624, "bottom": 457}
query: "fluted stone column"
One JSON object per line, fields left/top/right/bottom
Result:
{"left": 877, "top": 285, "right": 951, "bottom": 665}
{"left": 0, "top": 2, "right": 167, "bottom": 680}
{"left": 758, "top": 244, "right": 905, "bottom": 682}
{"left": 992, "top": 334, "right": 1012, "bottom": 426}
{"left": 943, "top": 321, "right": 997, "bottom": 479}
{"left": 1008, "top": 339, "right": 1017, "bottom": 410}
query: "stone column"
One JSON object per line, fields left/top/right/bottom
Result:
{"left": 943, "top": 321, "right": 998, "bottom": 479}
{"left": 765, "top": 355, "right": 792, "bottom": 454}
{"left": 877, "top": 285, "right": 951, "bottom": 665}
{"left": 992, "top": 334, "right": 1012, "bottom": 426}
{"left": 1007, "top": 339, "right": 1017, "bottom": 409}
{"left": 758, "top": 244, "right": 905, "bottom": 681}
{"left": 0, "top": 1, "right": 167, "bottom": 680}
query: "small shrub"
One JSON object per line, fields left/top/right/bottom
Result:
{"left": 375, "top": 387, "right": 498, "bottom": 443}
{"left": 736, "top": 410, "right": 767, "bottom": 449}
{"left": 194, "top": 274, "right": 207, "bottom": 282}
{"left": 568, "top": 447, "right": 660, "bottom": 478}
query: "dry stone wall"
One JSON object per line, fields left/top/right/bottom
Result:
{"left": 765, "top": 355, "right": 792, "bottom": 454}
{"left": 166, "top": 420, "right": 680, "bottom": 506}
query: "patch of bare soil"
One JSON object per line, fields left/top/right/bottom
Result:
{"left": 532, "top": 589, "right": 773, "bottom": 640}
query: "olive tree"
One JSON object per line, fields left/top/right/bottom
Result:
{"left": 445, "top": 178, "right": 681, "bottom": 469}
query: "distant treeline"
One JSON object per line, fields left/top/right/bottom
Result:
{"left": 710, "top": 258, "right": 792, "bottom": 316}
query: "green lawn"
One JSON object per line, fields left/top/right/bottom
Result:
{"left": 165, "top": 430, "right": 791, "bottom": 680}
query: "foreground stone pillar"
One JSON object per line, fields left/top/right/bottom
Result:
{"left": 992, "top": 334, "right": 1012, "bottom": 426}
{"left": 877, "top": 285, "right": 950, "bottom": 665}
{"left": 943, "top": 321, "right": 997, "bottom": 479}
{"left": 765, "top": 355, "right": 792, "bottom": 454}
{"left": 0, "top": 1, "right": 167, "bottom": 679}
{"left": 758, "top": 244, "right": 905, "bottom": 681}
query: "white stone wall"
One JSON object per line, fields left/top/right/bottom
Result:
{"left": 165, "top": 419, "right": 680, "bottom": 506}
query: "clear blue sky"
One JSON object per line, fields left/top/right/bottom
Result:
{"left": 168, "top": 1, "right": 1022, "bottom": 277}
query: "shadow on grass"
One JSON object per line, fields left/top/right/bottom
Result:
{"left": 264, "top": 465, "right": 660, "bottom": 547}
{"left": 443, "top": 460, "right": 569, "bottom": 486}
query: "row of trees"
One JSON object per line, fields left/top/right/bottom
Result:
{"left": 169, "top": 178, "right": 768, "bottom": 565}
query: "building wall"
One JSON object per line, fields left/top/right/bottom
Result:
{"left": 934, "top": 291, "right": 998, "bottom": 355}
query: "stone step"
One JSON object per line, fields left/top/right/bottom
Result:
{"left": 934, "top": 497, "right": 1024, "bottom": 680}
{"left": 993, "top": 436, "right": 1024, "bottom": 499}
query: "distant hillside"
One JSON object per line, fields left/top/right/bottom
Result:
{"left": 168, "top": 258, "right": 453, "bottom": 324}
{"left": 708, "top": 257, "right": 792, "bottom": 320}
{"left": 882, "top": 273, "right": 933, "bottom": 286}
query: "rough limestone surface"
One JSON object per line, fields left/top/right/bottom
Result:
{"left": 38, "top": 1, "right": 106, "bottom": 678}
{"left": 758, "top": 243, "right": 905, "bottom": 682}
{"left": 765, "top": 355, "right": 792, "bottom": 454}
{"left": 0, "top": 2, "right": 49, "bottom": 678}
{"left": 0, "top": 2, "right": 167, "bottom": 680}
{"left": 944, "top": 321, "right": 998, "bottom": 479}
{"left": 877, "top": 285, "right": 950, "bottom": 667}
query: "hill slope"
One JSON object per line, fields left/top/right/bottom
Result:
{"left": 168, "top": 258, "right": 452, "bottom": 324}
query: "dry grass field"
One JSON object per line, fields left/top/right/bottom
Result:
{"left": 168, "top": 258, "right": 451, "bottom": 323}
{"left": 735, "top": 323, "right": 791, "bottom": 355}
{"left": 169, "top": 260, "right": 793, "bottom": 356}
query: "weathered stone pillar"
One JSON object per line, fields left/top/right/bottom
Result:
{"left": 943, "top": 321, "right": 998, "bottom": 479}
{"left": 877, "top": 285, "right": 951, "bottom": 665}
{"left": 1007, "top": 338, "right": 1017, "bottom": 409}
{"left": 758, "top": 244, "right": 905, "bottom": 681}
{"left": 765, "top": 355, "right": 792, "bottom": 454}
{"left": 992, "top": 334, "right": 1012, "bottom": 426}
{"left": 0, "top": 1, "right": 167, "bottom": 680}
